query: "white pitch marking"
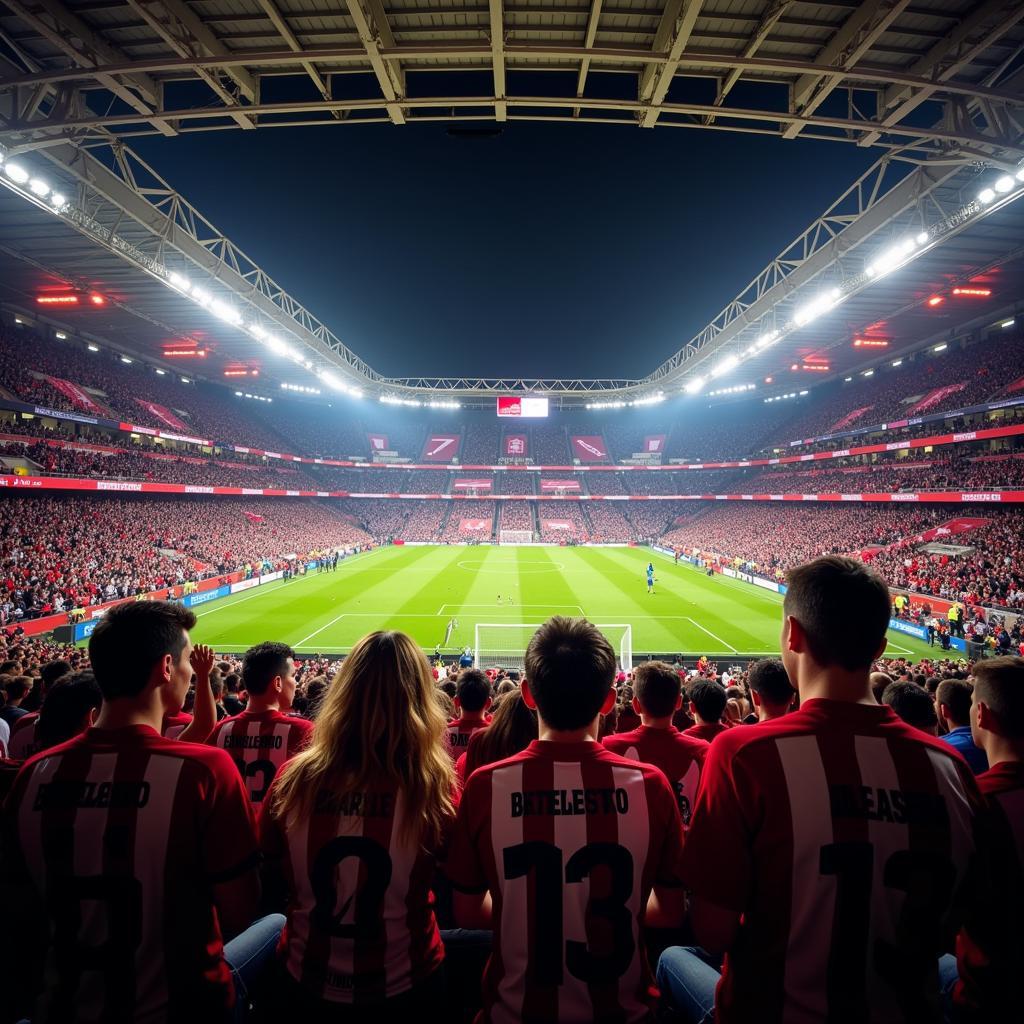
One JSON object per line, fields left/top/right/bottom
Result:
{"left": 686, "top": 617, "right": 739, "bottom": 654}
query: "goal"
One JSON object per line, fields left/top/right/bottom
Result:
{"left": 499, "top": 529, "right": 534, "bottom": 544}
{"left": 474, "top": 622, "right": 632, "bottom": 673}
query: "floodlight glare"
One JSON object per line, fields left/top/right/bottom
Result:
{"left": 978, "top": 188, "right": 995, "bottom": 205}
{"left": 190, "top": 286, "right": 211, "bottom": 306}
{"left": 1017, "top": 166, "right": 1024, "bottom": 183}
{"left": 916, "top": 231, "right": 929, "bottom": 245}
{"left": 994, "top": 176, "right": 1014, "bottom": 194}
{"left": 794, "top": 290, "right": 840, "bottom": 326}
{"left": 5, "top": 163, "right": 29, "bottom": 184}
{"left": 684, "top": 377, "right": 705, "bottom": 394}
{"left": 709, "top": 355, "right": 739, "bottom": 379}
{"left": 50, "top": 193, "right": 66, "bottom": 209}
{"left": 168, "top": 272, "right": 191, "bottom": 291}
{"left": 209, "top": 299, "right": 242, "bottom": 325}
{"left": 28, "top": 178, "right": 50, "bottom": 198}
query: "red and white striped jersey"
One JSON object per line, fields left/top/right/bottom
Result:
{"left": 602, "top": 725, "right": 709, "bottom": 829}
{"left": 4, "top": 724, "right": 258, "bottom": 1024}
{"left": 8, "top": 711, "right": 40, "bottom": 760}
{"left": 259, "top": 781, "right": 446, "bottom": 1003}
{"left": 683, "top": 698, "right": 984, "bottom": 1024}
{"left": 207, "top": 709, "right": 314, "bottom": 810}
{"left": 446, "top": 739, "right": 685, "bottom": 1024}
{"left": 446, "top": 715, "right": 491, "bottom": 759}
{"left": 956, "top": 760, "right": 1024, "bottom": 1016}
{"left": 161, "top": 711, "right": 192, "bottom": 740}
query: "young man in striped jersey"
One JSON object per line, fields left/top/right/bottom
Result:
{"left": 2, "top": 600, "right": 281, "bottom": 1024}
{"left": 446, "top": 668, "right": 492, "bottom": 759}
{"left": 658, "top": 556, "right": 988, "bottom": 1023}
{"left": 206, "top": 641, "right": 313, "bottom": 810}
{"left": 601, "top": 660, "right": 709, "bottom": 830}
{"left": 446, "top": 616, "right": 686, "bottom": 1023}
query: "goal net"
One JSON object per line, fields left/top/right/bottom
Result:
{"left": 499, "top": 529, "right": 534, "bottom": 544}
{"left": 474, "top": 623, "right": 632, "bottom": 673}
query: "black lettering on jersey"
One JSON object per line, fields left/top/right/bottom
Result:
{"left": 223, "top": 733, "right": 284, "bottom": 749}
{"left": 314, "top": 790, "right": 395, "bottom": 818}
{"left": 829, "top": 785, "right": 949, "bottom": 828}
{"left": 34, "top": 780, "right": 151, "bottom": 811}
{"left": 509, "top": 787, "right": 630, "bottom": 817}
{"left": 673, "top": 782, "right": 692, "bottom": 826}
{"left": 448, "top": 731, "right": 471, "bottom": 748}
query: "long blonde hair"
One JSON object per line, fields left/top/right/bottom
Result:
{"left": 270, "top": 631, "right": 454, "bottom": 846}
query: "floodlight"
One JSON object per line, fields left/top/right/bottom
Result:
{"left": 978, "top": 188, "right": 995, "bottom": 205}
{"left": 50, "top": 193, "right": 66, "bottom": 209}
{"left": 933, "top": 343, "right": 947, "bottom": 352}
{"left": 120, "top": 356, "right": 133, "bottom": 364}
{"left": 916, "top": 231, "right": 928, "bottom": 245}
{"left": 709, "top": 355, "right": 739, "bottom": 379}
{"left": 994, "top": 176, "right": 1014, "bottom": 194}
{"left": 155, "top": 368, "right": 165, "bottom": 374}
{"left": 28, "top": 178, "right": 50, "bottom": 198}
{"left": 87, "top": 344, "right": 99, "bottom": 352}
{"left": 684, "top": 377, "right": 705, "bottom": 394}
{"left": 5, "top": 163, "right": 29, "bottom": 184}
{"left": 169, "top": 272, "right": 191, "bottom": 291}
{"left": 190, "top": 286, "right": 211, "bottom": 306}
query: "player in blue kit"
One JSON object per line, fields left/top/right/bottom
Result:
{"left": 647, "top": 562, "right": 656, "bottom": 594}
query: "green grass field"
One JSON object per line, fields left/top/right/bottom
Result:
{"left": 191, "top": 545, "right": 938, "bottom": 663}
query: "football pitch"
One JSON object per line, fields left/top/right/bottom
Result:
{"left": 191, "top": 545, "right": 938, "bottom": 663}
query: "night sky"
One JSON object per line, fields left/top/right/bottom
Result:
{"left": 131, "top": 123, "right": 883, "bottom": 380}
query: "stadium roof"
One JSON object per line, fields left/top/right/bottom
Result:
{"left": 0, "top": 0, "right": 1022, "bottom": 404}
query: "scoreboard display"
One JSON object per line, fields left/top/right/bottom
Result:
{"left": 496, "top": 395, "right": 549, "bottom": 418}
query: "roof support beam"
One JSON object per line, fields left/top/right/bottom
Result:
{"left": 573, "top": 0, "right": 603, "bottom": 117}
{"left": 783, "top": 0, "right": 912, "bottom": 140}
{"left": 638, "top": 0, "right": 704, "bottom": 128}
{"left": 858, "top": 0, "right": 1024, "bottom": 149}
{"left": 489, "top": 0, "right": 506, "bottom": 121}
{"left": 255, "top": 0, "right": 334, "bottom": 108}
{"left": 344, "top": 0, "right": 405, "bottom": 124}
{"left": 1, "top": 0, "right": 176, "bottom": 137}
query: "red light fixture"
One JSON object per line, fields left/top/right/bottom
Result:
{"left": 764, "top": 376, "right": 773, "bottom": 384}
{"left": 37, "top": 294, "right": 79, "bottom": 305}
{"left": 163, "top": 347, "right": 207, "bottom": 358}
{"left": 853, "top": 338, "right": 890, "bottom": 348}
{"left": 89, "top": 293, "right": 106, "bottom": 306}
{"left": 927, "top": 295, "right": 945, "bottom": 307}
{"left": 951, "top": 287, "right": 991, "bottom": 297}
{"left": 801, "top": 364, "right": 830, "bottom": 372}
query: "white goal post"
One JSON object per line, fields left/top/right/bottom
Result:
{"left": 474, "top": 623, "right": 632, "bottom": 672}
{"left": 499, "top": 529, "right": 534, "bottom": 544}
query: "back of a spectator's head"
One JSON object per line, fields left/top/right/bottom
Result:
{"left": 4, "top": 677, "right": 29, "bottom": 702}
{"left": 40, "top": 659, "right": 73, "bottom": 690}
{"left": 0, "top": 659, "right": 20, "bottom": 675}
{"left": 882, "top": 681, "right": 938, "bottom": 733}
{"left": 224, "top": 672, "right": 241, "bottom": 693}
{"left": 242, "top": 641, "right": 295, "bottom": 696}
{"left": 870, "top": 671, "right": 892, "bottom": 703}
{"left": 747, "top": 659, "right": 795, "bottom": 708}
{"left": 524, "top": 617, "right": 616, "bottom": 731}
{"left": 88, "top": 600, "right": 196, "bottom": 701}
{"left": 971, "top": 657, "right": 1024, "bottom": 740}
{"left": 688, "top": 679, "right": 727, "bottom": 724}
{"left": 936, "top": 678, "right": 973, "bottom": 727}
{"left": 783, "top": 557, "right": 890, "bottom": 673}
{"left": 456, "top": 668, "right": 491, "bottom": 713}
{"left": 37, "top": 671, "right": 103, "bottom": 749}
{"left": 632, "top": 661, "right": 682, "bottom": 719}
{"left": 439, "top": 679, "right": 457, "bottom": 699}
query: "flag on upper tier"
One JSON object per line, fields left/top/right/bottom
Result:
{"left": 242, "top": 511, "right": 265, "bottom": 524}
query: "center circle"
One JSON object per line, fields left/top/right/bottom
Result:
{"left": 456, "top": 560, "right": 565, "bottom": 574}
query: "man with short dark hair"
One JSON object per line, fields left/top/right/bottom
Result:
{"left": 746, "top": 659, "right": 794, "bottom": 723}
{"left": 3, "top": 600, "right": 281, "bottom": 1023}
{"left": 447, "top": 616, "right": 685, "bottom": 1022}
{"left": 206, "top": 640, "right": 313, "bottom": 810}
{"left": 956, "top": 656, "right": 1024, "bottom": 1015}
{"left": 659, "top": 556, "right": 987, "bottom": 1023}
{"left": 881, "top": 680, "right": 938, "bottom": 734}
{"left": 683, "top": 679, "right": 728, "bottom": 742}
{"left": 8, "top": 659, "right": 75, "bottom": 759}
{"left": 446, "top": 668, "right": 492, "bottom": 757}
{"left": 936, "top": 678, "right": 988, "bottom": 774}
{"left": 0, "top": 677, "right": 29, "bottom": 727}
{"left": 602, "top": 660, "right": 709, "bottom": 828}
{"left": 34, "top": 671, "right": 103, "bottom": 752}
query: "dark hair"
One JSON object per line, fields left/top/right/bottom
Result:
{"left": 747, "top": 659, "right": 794, "bottom": 707}
{"left": 972, "top": 656, "right": 1024, "bottom": 738}
{"left": 88, "top": 600, "right": 196, "bottom": 701}
{"left": 688, "top": 679, "right": 727, "bottom": 723}
{"left": 457, "top": 669, "right": 492, "bottom": 713}
{"left": 241, "top": 641, "right": 295, "bottom": 696}
{"left": 784, "top": 556, "right": 890, "bottom": 671}
{"left": 439, "top": 679, "right": 457, "bottom": 699}
{"left": 224, "top": 672, "right": 241, "bottom": 693}
{"left": 632, "top": 661, "right": 682, "bottom": 718}
{"left": 4, "top": 677, "right": 30, "bottom": 701}
{"left": 936, "top": 679, "right": 974, "bottom": 727}
{"left": 524, "top": 617, "right": 616, "bottom": 731}
{"left": 882, "top": 681, "right": 938, "bottom": 732}
{"left": 37, "top": 672, "right": 103, "bottom": 749}
{"left": 0, "top": 660, "right": 20, "bottom": 675}
{"left": 40, "top": 660, "right": 73, "bottom": 689}
{"left": 465, "top": 690, "right": 537, "bottom": 777}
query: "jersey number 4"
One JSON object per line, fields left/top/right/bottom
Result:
{"left": 503, "top": 840, "right": 635, "bottom": 985}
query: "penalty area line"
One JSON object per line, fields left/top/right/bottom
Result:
{"left": 686, "top": 618, "right": 739, "bottom": 655}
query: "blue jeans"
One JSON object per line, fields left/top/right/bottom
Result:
{"left": 224, "top": 913, "right": 286, "bottom": 1023}
{"left": 656, "top": 946, "right": 721, "bottom": 1024}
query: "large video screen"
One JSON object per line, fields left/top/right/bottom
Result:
{"left": 497, "top": 395, "right": 549, "bottom": 418}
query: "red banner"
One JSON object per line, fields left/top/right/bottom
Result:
{"left": 829, "top": 406, "right": 874, "bottom": 432}
{"left": 45, "top": 376, "right": 103, "bottom": 414}
{"left": 453, "top": 479, "right": 493, "bottom": 490}
{"left": 908, "top": 383, "right": 967, "bottom": 415}
{"left": 1006, "top": 376, "right": 1024, "bottom": 394}
{"left": 242, "top": 510, "right": 265, "bottom": 523}
{"left": 134, "top": 399, "right": 188, "bottom": 431}
{"left": 542, "top": 519, "right": 576, "bottom": 532}
{"left": 421, "top": 434, "right": 461, "bottom": 462}
{"left": 913, "top": 517, "right": 990, "bottom": 543}
{"left": 541, "top": 479, "right": 581, "bottom": 491}
{"left": 504, "top": 434, "right": 527, "bottom": 458}
{"left": 642, "top": 435, "right": 666, "bottom": 454}
{"left": 571, "top": 435, "right": 608, "bottom": 462}
{"left": 368, "top": 433, "right": 389, "bottom": 452}
{"left": 459, "top": 518, "right": 490, "bottom": 532}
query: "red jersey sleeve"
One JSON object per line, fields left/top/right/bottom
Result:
{"left": 647, "top": 771, "right": 686, "bottom": 889}
{"left": 197, "top": 747, "right": 260, "bottom": 883}
{"left": 679, "top": 734, "right": 754, "bottom": 912}
{"left": 444, "top": 770, "right": 490, "bottom": 894}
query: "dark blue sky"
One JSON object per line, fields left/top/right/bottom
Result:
{"left": 132, "top": 123, "right": 881, "bottom": 380}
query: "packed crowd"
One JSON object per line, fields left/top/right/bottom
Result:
{"left": 0, "top": 494, "right": 370, "bottom": 620}
{"left": 584, "top": 503, "right": 634, "bottom": 542}
{"left": 536, "top": 501, "right": 587, "bottom": 542}
{"left": 2, "top": 559, "right": 1021, "bottom": 1024}
{"left": 498, "top": 502, "right": 534, "bottom": 534}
